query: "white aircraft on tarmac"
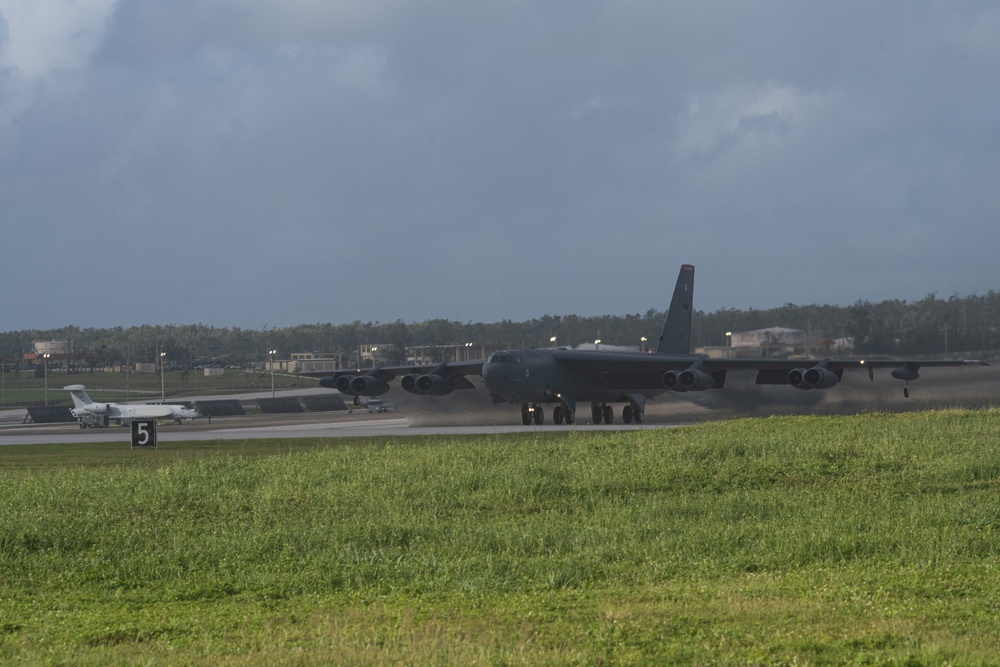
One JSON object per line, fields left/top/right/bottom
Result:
{"left": 63, "top": 384, "right": 201, "bottom": 428}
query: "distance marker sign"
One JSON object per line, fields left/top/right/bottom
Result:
{"left": 131, "top": 419, "right": 158, "bottom": 449}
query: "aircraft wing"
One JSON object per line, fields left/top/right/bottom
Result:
{"left": 305, "top": 359, "right": 485, "bottom": 382}
{"left": 707, "top": 358, "right": 989, "bottom": 386}
{"left": 550, "top": 349, "right": 988, "bottom": 392}
{"left": 309, "top": 359, "right": 486, "bottom": 397}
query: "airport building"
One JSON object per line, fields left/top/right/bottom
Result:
{"left": 698, "top": 327, "right": 834, "bottom": 359}
{"left": 23, "top": 340, "right": 74, "bottom": 369}
{"left": 401, "top": 343, "right": 505, "bottom": 365}
{"left": 287, "top": 352, "right": 344, "bottom": 374}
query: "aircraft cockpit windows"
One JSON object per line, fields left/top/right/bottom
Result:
{"left": 489, "top": 352, "right": 518, "bottom": 364}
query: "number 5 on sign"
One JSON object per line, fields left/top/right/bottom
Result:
{"left": 131, "top": 420, "right": 158, "bottom": 449}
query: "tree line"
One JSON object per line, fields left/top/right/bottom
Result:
{"left": 2, "top": 290, "right": 997, "bottom": 368}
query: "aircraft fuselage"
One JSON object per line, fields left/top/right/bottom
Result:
{"left": 481, "top": 348, "right": 661, "bottom": 405}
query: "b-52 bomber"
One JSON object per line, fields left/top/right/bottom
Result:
{"left": 318, "top": 265, "right": 989, "bottom": 425}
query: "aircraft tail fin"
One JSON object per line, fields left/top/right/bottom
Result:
{"left": 63, "top": 384, "right": 93, "bottom": 410}
{"left": 656, "top": 264, "right": 695, "bottom": 354}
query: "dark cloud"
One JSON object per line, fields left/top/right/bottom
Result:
{"left": 1, "top": 1, "right": 998, "bottom": 332}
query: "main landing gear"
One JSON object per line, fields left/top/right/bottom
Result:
{"left": 553, "top": 405, "right": 575, "bottom": 425}
{"left": 621, "top": 403, "right": 643, "bottom": 424}
{"left": 520, "top": 403, "right": 576, "bottom": 425}
{"left": 592, "top": 402, "right": 643, "bottom": 424}
{"left": 520, "top": 403, "right": 544, "bottom": 425}
{"left": 522, "top": 402, "right": 645, "bottom": 426}
{"left": 591, "top": 403, "right": 615, "bottom": 424}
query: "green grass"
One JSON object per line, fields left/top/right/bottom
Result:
{"left": 1, "top": 369, "right": 317, "bottom": 406}
{"left": 1, "top": 411, "right": 999, "bottom": 665}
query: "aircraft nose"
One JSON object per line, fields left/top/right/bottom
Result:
{"left": 482, "top": 363, "right": 498, "bottom": 388}
{"left": 482, "top": 362, "right": 522, "bottom": 404}
{"left": 483, "top": 361, "right": 513, "bottom": 390}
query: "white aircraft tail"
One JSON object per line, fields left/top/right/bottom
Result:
{"left": 63, "top": 384, "right": 94, "bottom": 410}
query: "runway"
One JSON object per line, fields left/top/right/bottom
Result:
{"left": 3, "top": 363, "right": 996, "bottom": 447}
{"left": 0, "top": 410, "right": 667, "bottom": 446}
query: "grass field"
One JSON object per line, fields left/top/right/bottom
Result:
{"left": 1, "top": 410, "right": 998, "bottom": 665}
{"left": 1, "top": 369, "right": 317, "bottom": 406}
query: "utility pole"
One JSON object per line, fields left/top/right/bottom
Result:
{"left": 160, "top": 349, "right": 166, "bottom": 403}
{"left": 269, "top": 349, "right": 277, "bottom": 398}
{"left": 43, "top": 353, "right": 51, "bottom": 405}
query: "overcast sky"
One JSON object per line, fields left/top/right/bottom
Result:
{"left": 2, "top": 1, "right": 998, "bottom": 332}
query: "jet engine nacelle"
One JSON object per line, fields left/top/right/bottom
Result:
{"left": 661, "top": 370, "right": 684, "bottom": 391}
{"left": 787, "top": 369, "right": 811, "bottom": 390}
{"left": 414, "top": 374, "right": 455, "bottom": 396}
{"left": 400, "top": 373, "right": 423, "bottom": 394}
{"left": 788, "top": 366, "right": 841, "bottom": 390}
{"left": 399, "top": 373, "right": 455, "bottom": 395}
{"left": 678, "top": 368, "right": 716, "bottom": 391}
{"left": 332, "top": 375, "right": 355, "bottom": 394}
{"left": 329, "top": 374, "right": 390, "bottom": 396}
{"left": 349, "top": 375, "right": 390, "bottom": 397}
{"left": 802, "top": 366, "right": 840, "bottom": 389}
{"left": 85, "top": 402, "right": 110, "bottom": 414}
{"left": 662, "top": 369, "right": 715, "bottom": 391}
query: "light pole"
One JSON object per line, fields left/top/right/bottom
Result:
{"left": 640, "top": 336, "right": 647, "bottom": 353}
{"left": 594, "top": 339, "right": 601, "bottom": 350}
{"left": 550, "top": 336, "right": 557, "bottom": 348}
{"left": 43, "top": 353, "right": 51, "bottom": 405}
{"left": 269, "top": 349, "right": 277, "bottom": 398}
{"left": 160, "top": 351, "right": 166, "bottom": 402}
{"left": 725, "top": 331, "right": 732, "bottom": 358}
{"left": 371, "top": 346, "right": 378, "bottom": 369}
